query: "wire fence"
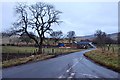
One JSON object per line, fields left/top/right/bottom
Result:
{"left": 2, "top": 48, "right": 80, "bottom": 61}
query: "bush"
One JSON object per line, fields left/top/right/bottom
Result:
{"left": 11, "top": 44, "right": 15, "bottom": 46}
{"left": 2, "top": 44, "right": 5, "bottom": 46}
{"left": 6, "top": 44, "right": 10, "bottom": 46}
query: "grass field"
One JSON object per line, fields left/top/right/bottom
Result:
{"left": 84, "top": 47, "right": 120, "bottom": 72}
{"left": 2, "top": 46, "right": 37, "bottom": 54}
{"left": 2, "top": 46, "right": 81, "bottom": 54}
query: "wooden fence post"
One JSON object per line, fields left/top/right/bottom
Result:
{"left": 42, "top": 49, "right": 44, "bottom": 54}
{"left": 6, "top": 53, "right": 9, "bottom": 61}
{"left": 52, "top": 48, "right": 54, "bottom": 55}
{"left": 17, "top": 50, "right": 19, "bottom": 58}
{"left": 112, "top": 47, "right": 114, "bottom": 53}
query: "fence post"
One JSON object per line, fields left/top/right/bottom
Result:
{"left": 52, "top": 48, "right": 54, "bottom": 55}
{"left": 112, "top": 47, "right": 114, "bottom": 53}
{"left": 18, "top": 50, "right": 19, "bottom": 58}
{"left": 6, "top": 53, "right": 9, "bottom": 61}
{"left": 17, "top": 51, "right": 19, "bottom": 59}
{"left": 42, "top": 49, "right": 44, "bottom": 54}
{"left": 31, "top": 50, "right": 32, "bottom": 56}
{"left": 48, "top": 50, "right": 49, "bottom": 55}
{"left": 36, "top": 49, "right": 38, "bottom": 55}
{"left": 60, "top": 48, "right": 62, "bottom": 55}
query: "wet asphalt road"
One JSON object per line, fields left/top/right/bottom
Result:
{"left": 2, "top": 48, "right": 120, "bottom": 78}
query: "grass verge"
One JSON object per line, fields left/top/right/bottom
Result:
{"left": 2, "top": 48, "right": 82, "bottom": 68}
{"left": 2, "top": 54, "right": 54, "bottom": 68}
{"left": 84, "top": 49, "right": 120, "bottom": 72}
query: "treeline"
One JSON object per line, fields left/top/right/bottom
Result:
{"left": 93, "top": 30, "right": 119, "bottom": 52}
{"left": 93, "top": 30, "right": 118, "bottom": 44}
{"left": 1, "top": 30, "right": 76, "bottom": 46}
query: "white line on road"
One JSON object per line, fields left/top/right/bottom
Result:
{"left": 58, "top": 75, "right": 63, "bottom": 78}
{"left": 58, "top": 57, "right": 83, "bottom": 78}
{"left": 77, "top": 73, "right": 99, "bottom": 78}
{"left": 58, "top": 56, "right": 99, "bottom": 78}
{"left": 66, "top": 61, "right": 78, "bottom": 73}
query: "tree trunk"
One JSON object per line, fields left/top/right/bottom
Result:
{"left": 38, "top": 38, "right": 43, "bottom": 54}
{"left": 38, "top": 45, "right": 42, "bottom": 54}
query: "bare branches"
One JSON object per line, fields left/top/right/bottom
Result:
{"left": 15, "top": 3, "right": 38, "bottom": 45}
{"left": 50, "top": 31, "right": 63, "bottom": 44}
{"left": 67, "top": 31, "right": 76, "bottom": 44}
{"left": 29, "top": 2, "right": 62, "bottom": 40}
{"left": 13, "top": 2, "right": 62, "bottom": 53}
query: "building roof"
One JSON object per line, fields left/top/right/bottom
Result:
{"left": 76, "top": 42, "right": 92, "bottom": 45}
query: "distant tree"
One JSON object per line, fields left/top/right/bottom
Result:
{"left": 2, "top": 32, "right": 11, "bottom": 37}
{"left": 2, "top": 31, "right": 21, "bottom": 45}
{"left": 19, "top": 32, "right": 35, "bottom": 45}
{"left": 50, "top": 31, "right": 63, "bottom": 45}
{"left": 94, "top": 30, "right": 107, "bottom": 51}
{"left": 105, "top": 37, "right": 113, "bottom": 44}
{"left": 2, "top": 30, "right": 20, "bottom": 37}
{"left": 12, "top": 2, "right": 62, "bottom": 54}
{"left": 118, "top": 32, "right": 120, "bottom": 55}
{"left": 118, "top": 32, "right": 120, "bottom": 44}
{"left": 67, "top": 31, "right": 75, "bottom": 44}
{"left": 105, "top": 36, "right": 114, "bottom": 51}
{"left": 81, "top": 39, "right": 91, "bottom": 42}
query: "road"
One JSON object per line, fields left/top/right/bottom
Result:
{"left": 2, "top": 48, "right": 119, "bottom": 79}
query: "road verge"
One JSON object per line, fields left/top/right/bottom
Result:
{"left": 2, "top": 49, "right": 82, "bottom": 68}
{"left": 84, "top": 49, "right": 120, "bottom": 73}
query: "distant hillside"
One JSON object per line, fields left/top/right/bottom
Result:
{"left": 108, "top": 33, "right": 118, "bottom": 40}
{"left": 75, "top": 34, "right": 95, "bottom": 41}
{"left": 75, "top": 32, "right": 118, "bottom": 41}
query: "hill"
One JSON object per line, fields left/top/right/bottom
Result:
{"left": 75, "top": 32, "right": 118, "bottom": 41}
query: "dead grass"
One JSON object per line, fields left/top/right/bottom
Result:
{"left": 2, "top": 54, "right": 54, "bottom": 68}
{"left": 84, "top": 48, "right": 120, "bottom": 72}
{"left": 2, "top": 48, "right": 82, "bottom": 68}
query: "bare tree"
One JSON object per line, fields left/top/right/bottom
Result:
{"left": 19, "top": 32, "right": 35, "bottom": 45}
{"left": 94, "top": 30, "right": 107, "bottom": 51}
{"left": 50, "top": 31, "right": 63, "bottom": 45}
{"left": 67, "top": 31, "right": 75, "bottom": 44}
{"left": 13, "top": 2, "right": 62, "bottom": 54}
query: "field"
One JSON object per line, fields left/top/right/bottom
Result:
{"left": 84, "top": 45, "right": 120, "bottom": 72}
{"left": 2, "top": 46, "right": 81, "bottom": 54}
{"left": 2, "top": 46, "right": 82, "bottom": 68}
{"left": 104, "top": 44, "right": 119, "bottom": 53}
{"left": 2, "top": 46, "right": 37, "bottom": 54}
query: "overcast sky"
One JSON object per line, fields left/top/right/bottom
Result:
{"left": 1, "top": 2, "right": 118, "bottom": 36}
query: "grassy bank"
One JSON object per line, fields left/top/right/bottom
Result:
{"left": 84, "top": 49, "right": 120, "bottom": 72}
{"left": 2, "top": 46, "right": 82, "bottom": 68}
{"left": 2, "top": 54, "right": 54, "bottom": 68}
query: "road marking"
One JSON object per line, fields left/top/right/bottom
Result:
{"left": 77, "top": 73, "right": 99, "bottom": 78}
{"left": 58, "top": 75, "right": 63, "bottom": 78}
{"left": 58, "top": 56, "right": 84, "bottom": 79}
{"left": 68, "top": 76, "right": 72, "bottom": 78}
{"left": 69, "top": 72, "right": 75, "bottom": 78}
{"left": 66, "top": 61, "right": 78, "bottom": 73}
{"left": 71, "top": 73, "right": 75, "bottom": 76}
{"left": 58, "top": 49, "right": 100, "bottom": 78}
{"left": 80, "top": 56, "right": 84, "bottom": 61}
{"left": 58, "top": 57, "right": 83, "bottom": 78}
{"left": 58, "top": 61, "right": 79, "bottom": 78}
